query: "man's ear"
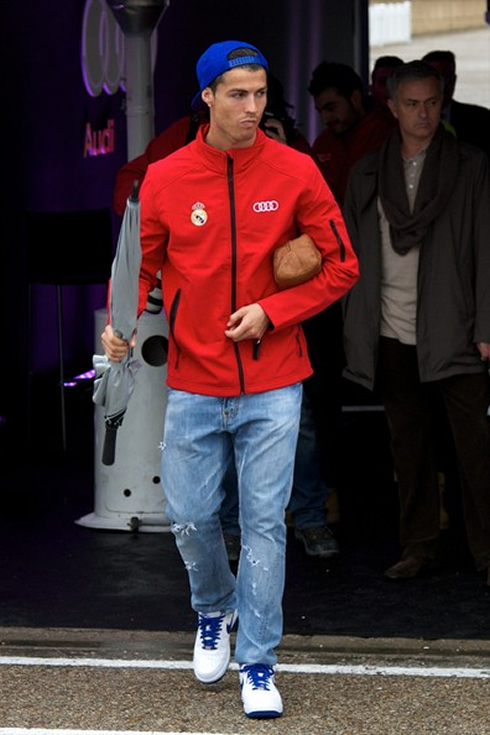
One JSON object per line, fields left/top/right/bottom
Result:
{"left": 201, "top": 88, "right": 213, "bottom": 107}
{"left": 387, "top": 98, "right": 398, "bottom": 119}
{"left": 351, "top": 88, "right": 364, "bottom": 113}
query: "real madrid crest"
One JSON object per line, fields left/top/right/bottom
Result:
{"left": 190, "top": 201, "right": 208, "bottom": 227}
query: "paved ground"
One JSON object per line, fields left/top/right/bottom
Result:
{"left": 1, "top": 627, "right": 490, "bottom": 734}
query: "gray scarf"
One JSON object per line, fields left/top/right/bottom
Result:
{"left": 378, "top": 124, "right": 459, "bottom": 255}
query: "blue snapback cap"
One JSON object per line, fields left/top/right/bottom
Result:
{"left": 191, "top": 40, "right": 269, "bottom": 110}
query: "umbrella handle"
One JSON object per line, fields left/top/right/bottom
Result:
{"left": 130, "top": 180, "right": 140, "bottom": 202}
{"left": 102, "top": 425, "right": 118, "bottom": 466}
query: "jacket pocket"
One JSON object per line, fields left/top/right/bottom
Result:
{"left": 329, "top": 219, "right": 346, "bottom": 262}
{"left": 169, "top": 289, "right": 182, "bottom": 369}
{"left": 296, "top": 328, "right": 303, "bottom": 357}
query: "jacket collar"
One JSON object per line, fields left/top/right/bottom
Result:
{"left": 195, "top": 124, "right": 267, "bottom": 173}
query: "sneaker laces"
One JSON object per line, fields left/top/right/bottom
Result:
{"left": 197, "top": 613, "right": 225, "bottom": 650}
{"left": 241, "top": 664, "right": 274, "bottom": 690}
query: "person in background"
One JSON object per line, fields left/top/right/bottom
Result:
{"left": 369, "top": 55, "right": 403, "bottom": 110}
{"left": 422, "top": 49, "right": 490, "bottom": 159}
{"left": 305, "top": 60, "right": 396, "bottom": 525}
{"left": 308, "top": 60, "right": 396, "bottom": 207}
{"left": 422, "top": 49, "right": 490, "bottom": 529}
{"left": 114, "top": 73, "right": 341, "bottom": 563}
{"left": 102, "top": 40, "right": 359, "bottom": 718}
{"left": 369, "top": 55, "right": 452, "bottom": 530}
{"left": 342, "top": 60, "right": 490, "bottom": 586}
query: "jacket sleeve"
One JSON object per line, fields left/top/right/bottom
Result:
{"left": 473, "top": 151, "right": 490, "bottom": 342}
{"left": 135, "top": 171, "right": 169, "bottom": 316}
{"left": 339, "top": 166, "right": 361, "bottom": 321}
{"left": 259, "top": 161, "right": 359, "bottom": 331}
{"left": 342, "top": 170, "right": 360, "bottom": 255}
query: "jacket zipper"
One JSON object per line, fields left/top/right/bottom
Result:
{"left": 227, "top": 156, "right": 246, "bottom": 393}
{"left": 329, "top": 219, "right": 346, "bottom": 262}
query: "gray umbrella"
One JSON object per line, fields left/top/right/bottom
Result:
{"left": 93, "top": 181, "right": 142, "bottom": 465}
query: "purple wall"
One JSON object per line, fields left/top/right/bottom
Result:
{"left": 1, "top": 0, "right": 363, "bottom": 447}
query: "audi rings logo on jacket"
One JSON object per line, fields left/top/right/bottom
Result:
{"left": 253, "top": 200, "right": 279, "bottom": 212}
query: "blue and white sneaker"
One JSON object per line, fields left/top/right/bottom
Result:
{"left": 193, "top": 610, "right": 237, "bottom": 684}
{"left": 239, "top": 663, "right": 283, "bottom": 718}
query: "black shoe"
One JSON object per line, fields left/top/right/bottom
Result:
{"left": 384, "top": 556, "right": 437, "bottom": 580}
{"left": 224, "top": 533, "right": 241, "bottom": 562}
{"left": 294, "top": 526, "right": 339, "bottom": 558}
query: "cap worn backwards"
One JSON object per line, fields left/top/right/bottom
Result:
{"left": 191, "top": 40, "right": 269, "bottom": 110}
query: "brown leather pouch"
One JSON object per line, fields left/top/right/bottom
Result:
{"left": 273, "top": 233, "right": 322, "bottom": 290}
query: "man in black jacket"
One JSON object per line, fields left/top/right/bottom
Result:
{"left": 422, "top": 49, "right": 490, "bottom": 159}
{"left": 342, "top": 61, "right": 490, "bottom": 587}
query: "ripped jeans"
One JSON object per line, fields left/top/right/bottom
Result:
{"left": 160, "top": 383, "right": 303, "bottom": 666}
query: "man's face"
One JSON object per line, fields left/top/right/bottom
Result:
{"left": 370, "top": 66, "right": 397, "bottom": 108}
{"left": 388, "top": 77, "right": 442, "bottom": 148}
{"left": 202, "top": 67, "right": 268, "bottom": 150}
{"left": 314, "top": 86, "right": 363, "bottom": 135}
{"left": 424, "top": 59, "right": 456, "bottom": 108}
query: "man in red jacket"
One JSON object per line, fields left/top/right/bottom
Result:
{"left": 101, "top": 39, "right": 359, "bottom": 720}
{"left": 114, "top": 74, "right": 341, "bottom": 562}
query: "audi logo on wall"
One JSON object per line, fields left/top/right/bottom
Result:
{"left": 81, "top": 0, "right": 157, "bottom": 97}
{"left": 253, "top": 201, "right": 280, "bottom": 212}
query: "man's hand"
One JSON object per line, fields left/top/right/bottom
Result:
{"left": 262, "top": 117, "right": 287, "bottom": 145}
{"left": 101, "top": 324, "right": 137, "bottom": 361}
{"left": 224, "top": 304, "right": 270, "bottom": 342}
{"left": 477, "top": 341, "right": 490, "bottom": 362}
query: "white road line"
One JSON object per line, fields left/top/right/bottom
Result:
{"left": 0, "top": 656, "right": 489, "bottom": 678}
{"left": 0, "top": 730, "right": 231, "bottom": 735}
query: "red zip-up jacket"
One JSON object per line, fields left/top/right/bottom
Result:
{"left": 138, "top": 125, "right": 359, "bottom": 397}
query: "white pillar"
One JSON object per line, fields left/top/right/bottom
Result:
{"left": 76, "top": 309, "right": 170, "bottom": 532}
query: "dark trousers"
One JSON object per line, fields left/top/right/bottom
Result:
{"left": 376, "top": 337, "right": 490, "bottom": 571}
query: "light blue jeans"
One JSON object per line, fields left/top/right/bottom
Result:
{"left": 160, "top": 383, "right": 303, "bottom": 666}
{"left": 220, "top": 391, "right": 330, "bottom": 534}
